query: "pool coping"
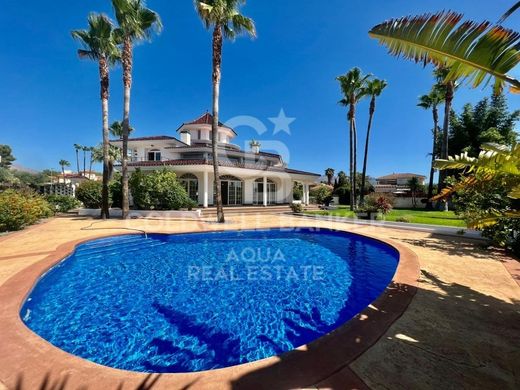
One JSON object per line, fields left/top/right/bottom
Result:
{"left": 0, "top": 226, "right": 420, "bottom": 389}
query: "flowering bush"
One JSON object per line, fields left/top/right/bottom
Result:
{"left": 360, "top": 193, "right": 394, "bottom": 215}
{"left": 0, "top": 189, "right": 53, "bottom": 232}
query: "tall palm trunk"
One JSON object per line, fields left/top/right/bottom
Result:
{"left": 88, "top": 151, "right": 93, "bottom": 177}
{"left": 100, "top": 56, "right": 110, "bottom": 219}
{"left": 121, "top": 36, "right": 133, "bottom": 219}
{"left": 348, "top": 110, "right": 354, "bottom": 211}
{"left": 438, "top": 81, "right": 454, "bottom": 211}
{"left": 212, "top": 25, "right": 225, "bottom": 223}
{"left": 61, "top": 166, "right": 65, "bottom": 181}
{"left": 83, "top": 150, "right": 86, "bottom": 176}
{"left": 348, "top": 100, "right": 357, "bottom": 210}
{"left": 426, "top": 104, "right": 439, "bottom": 210}
{"left": 360, "top": 96, "right": 375, "bottom": 204}
{"left": 353, "top": 119, "right": 358, "bottom": 209}
{"left": 75, "top": 149, "right": 80, "bottom": 174}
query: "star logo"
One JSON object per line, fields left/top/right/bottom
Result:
{"left": 269, "top": 108, "right": 295, "bottom": 135}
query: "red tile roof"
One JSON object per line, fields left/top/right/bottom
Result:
{"left": 180, "top": 113, "right": 237, "bottom": 135}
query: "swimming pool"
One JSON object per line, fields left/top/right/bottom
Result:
{"left": 21, "top": 228, "right": 399, "bottom": 373}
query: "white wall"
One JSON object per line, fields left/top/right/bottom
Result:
{"left": 394, "top": 197, "right": 427, "bottom": 209}
{"left": 243, "top": 178, "right": 254, "bottom": 205}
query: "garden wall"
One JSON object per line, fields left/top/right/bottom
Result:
{"left": 394, "top": 197, "right": 427, "bottom": 209}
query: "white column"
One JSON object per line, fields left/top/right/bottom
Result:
{"left": 263, "top": 176, "right": 268, "bottom": 206}
{"left": 304, "top": 184, "right": 310, "bottom": 205}
{"left": 203, "top": 171, "right": 209, "bottom": 208}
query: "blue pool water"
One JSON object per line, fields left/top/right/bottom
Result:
{"left": 21, "top": 228, "right": 398, "bottom": 373}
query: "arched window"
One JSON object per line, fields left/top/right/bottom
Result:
{"left": 220, "top": 175, "right": 242, "bottom": 181}
{"left": 179, "top": 174, "right": 198, "bottom": 202}
{"left": 147, "top": 149, "right": 161, "bottom": 161}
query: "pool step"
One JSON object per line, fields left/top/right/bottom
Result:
{"left": 75, "top": 237, "right": 165, "bottom": 258}
{"left": 78, "top": 235, "right": 145, "bottom": 250}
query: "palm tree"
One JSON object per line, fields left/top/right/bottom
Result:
{"left": 368, "top": 11, "right": 520, "bottom": 94}
{"left": 194, "top": 0, "right": 256, "bottom": 223}
{"left": 325, "top": 168, "right": 335, "bottom": 186}
{"left": 359, "top": 78, "right": 387, "bottom": 204}
{"left": 88, "top": 146, "right": 96, "bottom": 178}
{"left": 407, "top": 176, "right": 421, "bottom": 208}
{"left": 73, "top": 144, "right": 82, "bottom": 174}
{"left": 418, "top": 85, "right": 445, "bottom": 209}
{"left": 82, "top": 146, "right": 89, "bottom": 176}
{"left": 92, "top": 144, "right": 121, "bottom": 180}
{"left": 110, "top": 120, "right": 134, "bottom": 139}
{"left": 112, "top": 0, "right": 162, "bottom": 219}
{"left": 337, "top": 68, "right": 370, "bottom": 211}
{"left": 72, "top": 14, "right": 120, "bottom": 219}
{"left": 59, "top": 160, "right": 70, "bottom": 181}
{"left": 434, "top": 67, "right": 457, "bottom": 211}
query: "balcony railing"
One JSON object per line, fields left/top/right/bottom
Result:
{"left": 129, "top": 157, "right": 170, "bottom": 163}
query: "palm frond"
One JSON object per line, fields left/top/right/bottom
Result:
{"left": 498, "top": 1, "right": 520, "bottom": 24}
{"left": 508, "top": 185, "right": 520, "bottom": 199}
{"left": 231, "top": 14, "right": 256, "bottom": 38}
{"left": 431, "top": 175, "right": 481, "bottom": 201}
{"left": 71, "top": 13, "right": 121, "bottom": 65}
{"left": 194, "top": 0, "right": 254, "bottom": 40}
{"left": 112, "top": 0, "right": 161, "bottom": 41}
{"left": 369, "top": 11, "right": 520, "bottom": 94}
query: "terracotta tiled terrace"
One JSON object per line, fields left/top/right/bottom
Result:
{"left": 0, "top": 213, "right": 518, "bottom": 389}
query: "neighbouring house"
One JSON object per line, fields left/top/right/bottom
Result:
{"left": 41, "top": 171, "right": 99, "bottom": 197}
{"left": 374, "top": 173, "right": 426, "bottom": 195}
{"left": 110, "top": 113, "right": 320, "bottom": 207}
{"left": 55, "top": 171, "right": 100, "bottom": 185}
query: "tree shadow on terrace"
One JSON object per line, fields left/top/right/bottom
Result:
{"left": 393, "top": 232, "right": 512, "bottom": 261}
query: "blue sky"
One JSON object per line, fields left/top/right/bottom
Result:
{"left": 0, "top": 0, "right": 518, "bottom": 179}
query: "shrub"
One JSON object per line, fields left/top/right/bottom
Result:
{"left": 45, "top": 195, "right": 81, "bottom": 213}
{"left": 361, "top": 193, "right": 394, "bottom": 215}
{"left": 395, "top": 216, "right": 411, "bottom": 223}
{"left": 290, "top": 203, "right": 304, "bottom": 213}
{"left": 185, "top": 199, "right": 198, "bottom": 211}
{"left": 109, "top": 175, "right": 122, "bottom": 208}
{"left": 0, "top": 189, "right": 53, "bottom": 232}
{"left": 293, "top": 182, "right": 303, "bottom": 201}
{"left": 450, "top": 173, "right": 520, "bottom": 255}
{"left": 129, "top": 168, "right": 192, "bottom": 210}
{"left": 310, "top": 184, "right": 334, "bottom": 205}
{"left": 76, "top": 180, "right": 103, "bottom": 208}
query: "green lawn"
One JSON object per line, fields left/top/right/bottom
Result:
{"left": 306, "top": 207, "right": 466, "bottom": 227}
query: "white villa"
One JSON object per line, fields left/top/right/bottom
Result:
{"left": 110, "top": 113, "right": 319, "bottom": 207}
{"left": 374, "top": 173, "right": 426, "bottom": 194}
